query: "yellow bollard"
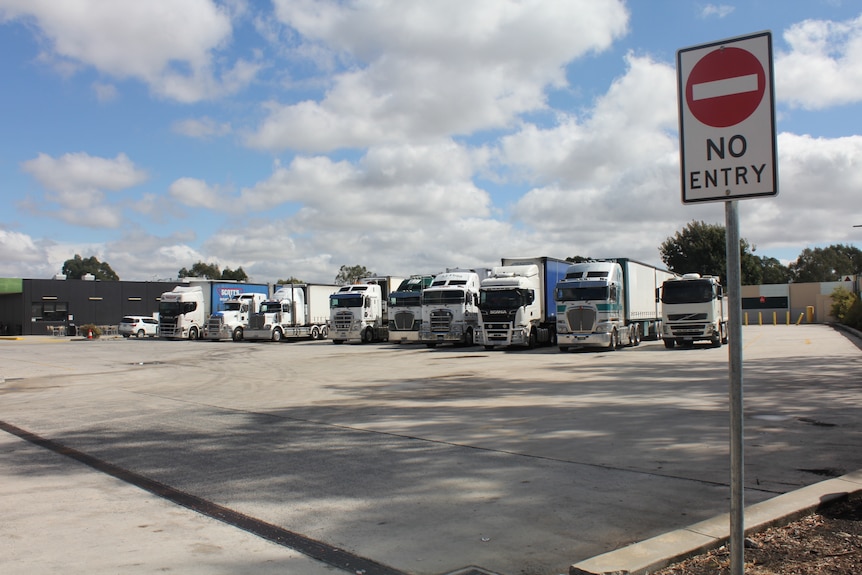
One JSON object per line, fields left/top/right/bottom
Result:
{"left": 758, "top": 312, "right": 762, "bottom": 325}
{"left": 806, "top": 306, "right": 814, "bottom": 323}
{"left": 744, "top": 312, "right": 749, "bottom": 326}
{"left": 796, "top": 313, "right": 804, "bottom": 325}
{"left": 773, "top": 311, "right": 777, "bottom": 325}
{"left": 786, "top": 311, "right": 790, "bottom": 325}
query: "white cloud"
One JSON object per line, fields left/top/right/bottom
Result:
{"left": 0, "top": 0, "right": 257, "bottom": 102}
{"left": 777, "top": 14, "right": 862, "bottom": 109}
{"left": 172, "top": 117, "right": 233, "bottom": 139}
{"left": 20, "top": 152, "right": 147, "bottom": 229}
{"left": 700, "top": 4, "right": 734, "bottom": 19}
{"left": 246, "top": 0, "right": 630, "bottom": 152}
{"left": 168, "top": 177, "right": 228, "bottom": 209}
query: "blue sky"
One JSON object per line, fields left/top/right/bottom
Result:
{"left": 2, "top": 0, "right": 861, "bottom": 284}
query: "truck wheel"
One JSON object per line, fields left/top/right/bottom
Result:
{"left": 188, "top": 327, "right": 199, "bottom": 341}
{"left": 721, "top": 323, "right": 728, "bottom": 344}
{"left": 632, "top": 324, "right": 641, "bottom": 346}
{"left": 465, "top": 327, "right": 474, "bottom": 346}
{"left": 484, "top": 345, "right": 495, "bottom": 351}
{"left": 271, "top": 329, "right": 282, "bottom": 342}
{"left": 558, "top": 346, "right": 569, "bottom": 353}
{"left": 607, "top": 329, "right": 617, "bottom": 351}
{"left": 310, "top": 326, "right": 321, "bottom": 340}
{"left": 664, "top": 338, "right": 675, "bottom": 349}
{"left": 332, "top": 339, "right": 344, "bottom": 345}
{"left": 528, "top": 328, "right": 537, "bottom": 349}
{"left": 362, "top": 327, "right": 373, "bottom": 343}
{"left": 232, "top": 327, "right": 243, "bottom": 342}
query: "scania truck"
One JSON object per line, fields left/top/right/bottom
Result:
{"left": 158, "top": 281, "right": 269, "bottom": 340}
{"left": 476, "top": 257, "right": 569, "bottom": 349}
{"left": 419, "top": 268, "right": 487, "bottom": 347}
{"left": 388, "top": 275, "right": 435, "bottom": 343}
{"left": 659, "top": 273, "right": 728, "bottom": 348}
{"left": 555, "top": 259, "right": 676, "bottom": 351}
{"left": 244, "top": 284, "right": 338, "bottom": 342}
{"left": 329, "top": 276, "right": 404, "bottom": 344}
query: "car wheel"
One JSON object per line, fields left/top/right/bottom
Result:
{"left": 136, "top": 329, "right": 145, "bottom": 338}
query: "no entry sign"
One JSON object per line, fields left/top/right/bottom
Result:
{"left": 677, "top": 32, "right": 777, "bottom": 203}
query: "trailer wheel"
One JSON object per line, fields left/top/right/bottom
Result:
{"left": 271, "top": 329, "right": 282, "bottom": 342}
{"left": 310, "top": 325, "right": 321, "bottom": 340}
{"left": 232, "top": 327, "right": 243, "bottom": 342}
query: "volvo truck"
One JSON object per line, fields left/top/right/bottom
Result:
{"left": 419, "top": 268, "right": 487, "bottom": 347}
{"left": 244, "top": 284, "right": 338, "bottom": 342}
{"left": 659, "top": 273, "right": 728, "bottom": 347}
{"left": 555, "top": 259, "right": 676, "bottom": 351}
{"left": 476, "top": 257, "right": 569, "bottom": 349}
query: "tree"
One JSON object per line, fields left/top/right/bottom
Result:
{"left": 830, "top": 286, "right": 856, "bottom": 323}
{"left": 178, "top": 261, "right": 221, "bottom": 279}
{"left": 335, "top": 264, "right": 373, "bottom": 285}
{"left": 660, "top": 221, "right": 762, "bottom": 285}
{"left": 221, "top": 266, "right": 248, "bottom": 281}
{"left": 757, "top": 256, "right": 793, "bottom": 285}
{"left": 62, "top": 254, "right": 119, "bottom": 281}
{"left": 789, "top": 244, "right": 862, "bottom": 283}
{"left": 276, "top": 277, "right": 304, "bottom": 285}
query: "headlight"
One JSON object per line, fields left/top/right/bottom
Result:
{"left": 596, "top": 323, "right": 613, "bottom": 333}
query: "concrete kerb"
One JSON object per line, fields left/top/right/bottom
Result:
{"left": 569, "top": 469, "right": 862, "bottom": 575}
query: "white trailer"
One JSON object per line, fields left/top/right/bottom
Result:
{"left": 245, "top": 284, "right": 337, "bottom": 342}
{"left": 555, "top": 258, "right": 676, "bottom": 351}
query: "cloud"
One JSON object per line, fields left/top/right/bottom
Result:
{"left": 172, "top": 117, "right": 232, "bottom": 139}
{"left": 168, "top": 177, "right": 229, "bottom": 209}
{"left": 700, "top": 4, "right": 734, "bottom": 19}
{"left": 20, "top": 152, "right": 148, "bottom": 228}
{"left": 777, "top": 13, "right": 862, "bottom": 109}
{"left": 246, "top": 0, "right": 630, "bottom": 152}
{"left": 0, "top": 0, "right": 258, "bottom": 102}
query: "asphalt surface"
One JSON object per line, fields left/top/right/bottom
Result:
{"left": 1, "top": 324, "right": 860, "bottom": 575}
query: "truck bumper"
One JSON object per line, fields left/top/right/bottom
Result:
{"left": 390, "top": 331, "right": 421, "bottom": 343}
{"left": 558, "top": 332, "right": 611, "bottom": 347}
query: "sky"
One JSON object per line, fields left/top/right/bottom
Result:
{"left": 1, "top": 0, "right": 862, "bottom": 285}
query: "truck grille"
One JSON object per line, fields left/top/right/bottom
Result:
{"left": 159, "top": 319, "right": 179, "bottom": 337}
{"left": 207, "top": 316, "right": 224, "bottom": 332}
{"left": 566, "top": 308, "right": 596, "bottom": 332}
{"left": 249, "top": 315, "right": 266, "bottom": 329}
{"left": 668, "top": 313, "right": 708, "bottom": 321}
{"left": 333, "top": 310, "right": 353, "bottom": 330}
{"left": 393, "top": 311, "right": 417, "bottom": 330}
{"left": 668, "top": 323, "right": 708, "bottom": 335}
{"left": 429, "top": 309, "right": 453, "bottom": 332}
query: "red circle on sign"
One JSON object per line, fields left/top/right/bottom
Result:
{"left": 686, "top": 47, "right": 765, "bottom": 128}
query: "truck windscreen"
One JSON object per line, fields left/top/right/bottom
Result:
{"left": 556, "top": 286, "right": 608, "bottom": 302}
{"left": 479, "top": 289, "right": 524, "bottom": 310}
{"left": 662, "top": 281, "right": 714, "bottom": 304}
{"left": 422, "top": 290, "right": 465, "bottom": 305}
{"left": 330, "top": 294, "right": 363, "bottom": 308}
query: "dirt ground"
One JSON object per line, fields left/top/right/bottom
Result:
{"left": 652, "top": 493, "right": 862, "bottom": 575}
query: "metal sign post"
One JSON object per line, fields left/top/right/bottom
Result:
{"left": 726, "top": 200, "right": 744, "bottom": 575}
{"left": 678, "top": 31, "right": 777, "bottom": 575}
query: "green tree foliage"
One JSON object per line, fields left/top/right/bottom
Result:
{"left": 659, "top": 221, "right": 767, "bottom": 285}
{"left": 758, "top": 256, "right": 794, "bottom": 284}
{"left": 62, "top": 254, "right": 119, "bottom": 281}
{"left": 276, "top": 277, "right": 304, "bottom": 285}
{"left": 179, "top": 262, "right": 249, "bottom": 281}
{"left": 565, "top": 255, "right": 592, "bottom": 263}
{"left": 830, "top": 286, "right": 856, "bottom": 323}
{"left": 789, "top": 244, "right": 862, "bottom": 283}
{"left": 843, "top": 296, "right": 862, "bottom": 330}
{"left": 335, "top": 264, "right": 373, "bottom": 285}
{"left": 221, "top": 266, "right": 248, "bottom": 281}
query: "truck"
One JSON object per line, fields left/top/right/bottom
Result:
{"left": 419, "top": 268, "right": 488, "bottom": 347}
{"left": 388, "top": 275, "right": 436, "bottom": 344}
{"left": 158, "top": 281, "right": 269, "bottom": 340}
{"left": 476, "top": 257, "right": 569, "bottom": 349}
{"left": 204, "top": 292, "right": 267, "bottom": 341}
{"left": 329, "top": 276, "right": 405, "bottom": 344}
{"left": 244, "top": 284, "right": 338, "bottom": 342}
{"left": 658, "top": 273, "right": 729, "bottom": 348}
{"left": 555, "top": 258, "right": 677, "bottom": 352}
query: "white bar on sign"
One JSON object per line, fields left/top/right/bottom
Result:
{"left": 692, "top": 73, "right": 758, "bottom": 101}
